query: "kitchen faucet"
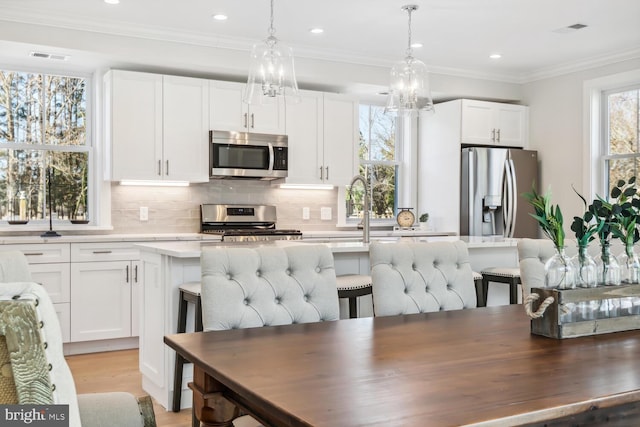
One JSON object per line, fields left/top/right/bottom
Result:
{"left": 348, "top": 175, "right": 370, "bottom": 243}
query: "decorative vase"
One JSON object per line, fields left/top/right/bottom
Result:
{"left": 617, "top": 243, "right": 640, "bottom": 284}
{"left": 572, "top": 244, "right": 597, "bottom": 288}
{"left": 544, "top": 246, "right": 576, "bottom": 290}
{"left": 595, "top": 241, "right": 621, "bottom": 286}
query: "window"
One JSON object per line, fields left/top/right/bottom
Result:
{"left": 602, "top": 86, "right": 640, "bottom": 191}
{"left": 346, "top": 105, "right": 399, "bottom": 223}
{"left": 0, "top": 69, "right": 90, "bottom": 225}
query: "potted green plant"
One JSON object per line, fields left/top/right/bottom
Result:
{"left": 570, "top": 186, "right": 602, "bottom": 288}
{"left": 608, "top": 177, "right": 640, "bottom": 284}
{"left": 523, "top": 186, "right": 575, "bottom": 289}
{"left": 419, "top": 213, "right": 429, "bottom": 230}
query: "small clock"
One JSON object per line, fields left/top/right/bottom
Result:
{"left": 396, "top": 208, "right": 415, "bottom": 228}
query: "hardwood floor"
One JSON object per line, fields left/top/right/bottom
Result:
{"left": 66, "top": 348, "right": 192, "bottom": 427}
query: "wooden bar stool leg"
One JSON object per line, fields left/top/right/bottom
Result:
{"left": 510, "top": 280, "right": 518, "bottom": 305}
{"left": 195, "top": 297, "right": 203, "bottom": 332}
{"left": 173, "top": 291, "right": 189, "bottom": 412}
{"left": 482, "top": 278, "right": 489, "bottom": 307}
{"left": 348, "top": 297, "right": 357, "bottom": 319}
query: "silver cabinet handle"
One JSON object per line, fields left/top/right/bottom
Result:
{"left": 126, "top": 265, "right": 129, "bottom": 283}
{"left": 134, "top": 265, "right": 138, "bottom": 283}
{"left": 92, "top": 250, "right": 112, "bottom": 254}
{"left": 24, "top": 252, "right": 44, "bottom": 256}
{"left": 325, "top": 166, "right": 329, "bottom": 180}
{"left": 320, "top": 166, "right": 324, "bottom": 180}
{"left": 496, "top": 129, "right": 501, "bottom": 143}
{"left": 243, "top": 113, "right": 248, "bottom": 128}
{"left": 491, "top": 129, "right": 496, "bottom": 142}
{"left": 166, "top": 160, "right": 169, "bottom": 176}
{"left": 158, "top": 160, "right": 161, "bottom": 176}
{"left": 251, "top": 113, "right": 255, "bottom": 129}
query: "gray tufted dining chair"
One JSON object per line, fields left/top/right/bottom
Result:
{"left": 199, "top": 244, "right": 340, "bottom": 427}
{"left": 369, "top": 241, "right": 477, "bottom": 317}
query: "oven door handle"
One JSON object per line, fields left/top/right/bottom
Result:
{"left": 268, "top": 143, "right": 274, "bottom": 172}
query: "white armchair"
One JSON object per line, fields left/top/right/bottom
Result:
{"left": 0, "top": 251, "right": 155, "bottom": 427}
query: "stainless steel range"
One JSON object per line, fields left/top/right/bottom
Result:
{"left": 200, "top": 204, "right": 302, "bottom": 242}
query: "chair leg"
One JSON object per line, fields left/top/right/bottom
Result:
{"left": 474, "top": 279, "right": 485, "bottom": 307}
{"left": 195, "top": 296, "right": 203, "bottom": 332}
{"left": 172, "top": 292, "right": 189, "bottom": 412}
{"left": 509, "top": 280, "right": 518, "bottom": 305}
{"left": 348, "top": 297, "right": 358, "bottom": 318}
{"left": 482, "top": 278, "right": 489, "bottom": 307}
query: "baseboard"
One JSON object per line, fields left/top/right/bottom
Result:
{"left": 63, "top": 336, "right": 139, "bottom": 355}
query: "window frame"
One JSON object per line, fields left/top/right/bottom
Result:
{"left": 0, "top": 63, "right": 105, "bottom": 231}
{"left": 584, "top": 69, "right": 640, "bottom": 200}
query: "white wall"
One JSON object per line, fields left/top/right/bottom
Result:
{"left": 522, "top": 58, "right": 640, "bottom": 224}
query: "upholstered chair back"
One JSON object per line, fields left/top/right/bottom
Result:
{"left": 517, "top": 238, "right": 557, "bottom": 295}
{"left": 0, "top": 251, "right": 82, "bottom": 427}
{"left": 370, "top": 241, "right": 477, "bottom": 317}
{"left": 200, "top": 244, "right": 340, "bottom": 331}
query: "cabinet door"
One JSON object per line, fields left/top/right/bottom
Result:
{"left": 285, "top": 91, "right": 323, "bottom": 184}
{"left": 54, "top": 303, "right": 71, "bottom": 343}
{"left": 460, "top": 100, "right": 496, "bottom": 145}
{"left": 71, "top": 260, "right": 132, "bottom": 342}
{"left": 247, "top": 99, "right": 286, "bottom": 134}
{"left": 108, "top": 70, "right": 163, "bottom": 180}
{"left": 209, "top": 81, "right": 245, "bottom": 131}
{"left": 495, "top": 104, "right": 528, "bottom": 147}
{"left": 29, "top": 263, "right": 70, "bottom": 304}
{"left": 163, "top": 76, "right": 210, "bottom": 182}
{"left": 322, "top": 94, "right": 358, "bottom": 186}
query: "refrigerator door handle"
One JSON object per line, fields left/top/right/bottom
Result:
{"left": 508, "top": 158, "right": 518, "bottom": 238}
{"left": 503, "top": 159, "right": 514, "bottom": 238}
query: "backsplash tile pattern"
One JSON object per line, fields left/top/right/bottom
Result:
{"left": 110, "top": 181, "right": 340, "bottom": 233}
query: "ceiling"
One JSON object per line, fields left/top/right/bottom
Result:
{"left": 1, "top": 0, "right": 639, "bottom": 83}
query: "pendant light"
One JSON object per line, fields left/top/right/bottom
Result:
{"left": 243, "top": 0, "right": 300, "bottom": 105}
{"left": 385, "top": 5, "right": 434, "bottom": 115}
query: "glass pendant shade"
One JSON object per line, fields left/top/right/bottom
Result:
{"left": 385, "top": 55, "right": 434, "bottom": 114}
{"left": 385, "top": 4, "right": 434, "bottom": 116}
{"left": 243, "top": 0, "right": 299, "bottom": 105}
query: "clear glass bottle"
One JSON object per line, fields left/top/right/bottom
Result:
{"left": 595, "top": 241, "right": 621, "bottom": 286}
{"left": 544, "top": 246, "right": 576, "bottom": 290}
{"left": 618, "top": 243, "right": 640, "bottom": 284}
{"left": 573, "top": 244, "right": 597, "bottom": 288}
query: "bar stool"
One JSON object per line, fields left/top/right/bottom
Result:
{"left": 480, "top": 267, "right": 521, "bottom": 305}
{"left": 173, "top": 282, "right": 202, "bottom": 416}
{"left": 336, "top": 274, "right": 372, "bottom": 318}
{"left": 472, "top": 271, "right": 485, "bottom": 307}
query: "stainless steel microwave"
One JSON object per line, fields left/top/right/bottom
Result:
{"left": 209, "top": 130, "right": 288, "bottom": 180}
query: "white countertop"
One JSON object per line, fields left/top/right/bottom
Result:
{"left": 0, "top": 233, "right": 222, "bottom": 245}
{"left": 136, "top": 235, "right": 519, "bottom": 258}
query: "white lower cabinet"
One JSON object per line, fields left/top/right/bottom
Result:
{"left": 1, "top": 243, "right": 71, "bottom": 343}
{"left": 70, "top": 243, "right": 141, "bottom": 342}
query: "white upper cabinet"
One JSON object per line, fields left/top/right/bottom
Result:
{"left": 105, "top": 70, "right": 209, "bottom": 183}
{"left": 285, "top": 91, "right": 323, "bottom": 184}
{"left": 209, "top": 81, "right": 285, "bottom": 134}
{"left": 322, "top": 93, "right": 359, "bottom": 185}
{"left": 162, "top": 75, "right": 209, "bottom": 182}
{"left": 285, "top": 92, "right": 357, "bottom": 186}
{"left": 460, "top": 99, "right": 528, "bottom": 147}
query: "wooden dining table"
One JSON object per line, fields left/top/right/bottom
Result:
{"left": 164, "top": 305, "right": 640, "bottom": 427}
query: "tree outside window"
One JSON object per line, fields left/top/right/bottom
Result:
{"left": 0, "top": 70, "right": 89, "bottom": 224}
{"left": 347, "top": 105, "right": 398, "bottom": 222}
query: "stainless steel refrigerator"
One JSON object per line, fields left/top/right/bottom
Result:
{"left": 460, "top": 147, "right": 539, "bottom": 238}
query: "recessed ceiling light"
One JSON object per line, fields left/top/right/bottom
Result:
{"left": 310, "top": 28, "right": 324, "bottom": 34}
{"left": 489, "top": 53, "right": 502, "bottom": 59}
{"left": 212, "top": 14, "right": 228, "bottom": 21}
{"left": 411, "top": 42, "right": 423, "bottom": 48}
{"left": 104, "top": 0, "right": 119, "bottom": 4}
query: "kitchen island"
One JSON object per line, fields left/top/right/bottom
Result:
{"left": 136, "top": 236, "right": 520, "bottom": 411}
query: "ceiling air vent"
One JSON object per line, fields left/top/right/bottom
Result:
{"left": 29, "top": 51, "right": 69, "bottom": 61}
{"left": 553, "top": 23, "right": 588, "bottom": 34}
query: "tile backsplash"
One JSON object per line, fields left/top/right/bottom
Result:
{"left": 110, "top": 180, "right": 341, "bottom": 233}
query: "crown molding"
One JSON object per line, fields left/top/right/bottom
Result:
{"left": 520, "top": 46, "right": 640, "bottom": 83}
